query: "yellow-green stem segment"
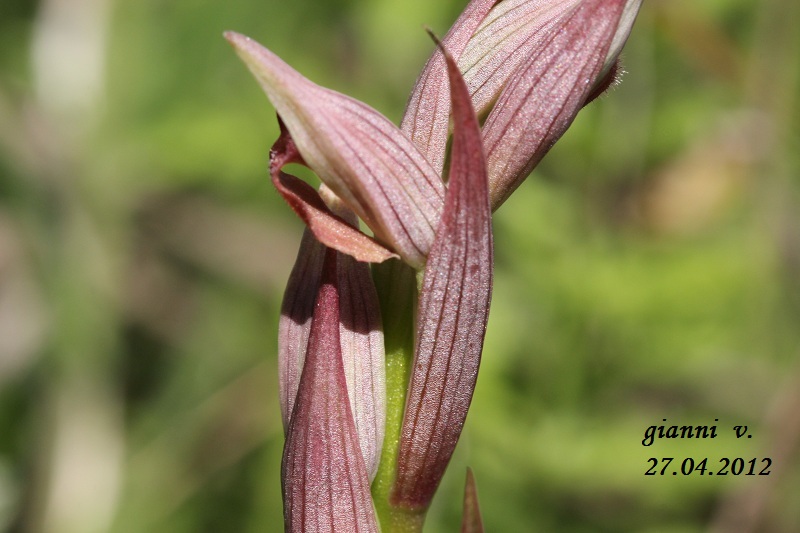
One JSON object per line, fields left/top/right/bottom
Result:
{"left": 370, "top": 259, "right": 426, "bottom": 532}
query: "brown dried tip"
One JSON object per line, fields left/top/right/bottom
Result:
{"left": 461, "top": 468, "right": 484, "bottom": 533}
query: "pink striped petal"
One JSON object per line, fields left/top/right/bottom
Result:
{"left": 226, "top": 31, "right": 444, "bottom": 269}
{"left": 278, "top": 229, "right": 326, "bottom": 430}
{"left": 392, "top": 39, "right": 493, "bottom": 510}
{"left": 400, "top": 0, "right": 497, "bottom": 175}
{"left": 322, "top": 187, "right": 387, "bottom": 481}
{"left": 484, "top": 0, "right": 640, "bottom": 209}
{"left": 282, "top": 248, "right": 379, "bottom": 532}
{"left": 279, "top": 190, "right": 386, "bottom": 480}
{"left": 458, "top": 0, "right": 582, "bottom": 118}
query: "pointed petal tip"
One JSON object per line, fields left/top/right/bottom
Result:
{"left": 424, "top": 26, "right": 442, "bottom": 47}
{"left": 223, "top": 31, "right": 288, "bottom": 86}
{"left": 223, "top": 30, "right": 249, "bottom": 49}
{"left": 281, "top": 250, "right": 379, "bottom": 532}
{"left": 461, "top": 467, "right": 484, "bottom": 533}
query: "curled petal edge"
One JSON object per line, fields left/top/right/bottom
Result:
{"left": 270, "top": 123, "right": 398, "bottom": 264}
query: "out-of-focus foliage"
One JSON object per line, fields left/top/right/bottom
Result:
{"left": 1, "top": 0, "right": 799, "bottom": 532}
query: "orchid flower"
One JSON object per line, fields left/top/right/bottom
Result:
{"left": 404, "top": 0, "right": 642, "bottom": 208}
{"left": 225, "top": 0, "right": 641, "bottom": 530}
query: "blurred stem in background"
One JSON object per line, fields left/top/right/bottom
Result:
{"left": 24, "top": 0, "right": 124, "bottom": 532}
{"left": 711, "top": 0, "right": 800, "bottom": 529}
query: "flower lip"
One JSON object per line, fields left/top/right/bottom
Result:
{"left": 281, "top": 248, "right": 380, "bottom": 532}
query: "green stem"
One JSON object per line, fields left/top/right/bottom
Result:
{"left": 371, "top": 259, "right": 426, "bottom": 532}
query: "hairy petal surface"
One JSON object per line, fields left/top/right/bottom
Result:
{"left": 461, "top": 468, "right": 484, "bottom": 533}
{"left": 282, "top": 249, "right": 379, "bottom": 532}
{"left": 400, "top": 0, "right": 497, "bottom": 175}
{"left": 279, "top": 189, "right": 386, "bottom": 480}
{"left": 606, "top": 0, "right": 643, "bottom": 68}
{"left": 227, "top": 32, "right": 444, "bottom": 269}
{"left": 392, "top": 41, "right": 493, "bottom": 510}
{"left": 484, "top": 0, "right": 640, "bottom": 209}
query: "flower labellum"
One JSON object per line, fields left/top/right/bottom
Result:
{"left": 279, "top": 187, "right": 386, "bottom": 480}
{"left": 270, "top": 123, "right": 398, "bottom": 264}
{"left": 281, "top": 248, "right": 380, "bottom": 532}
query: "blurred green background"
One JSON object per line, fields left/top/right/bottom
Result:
{"left": 1, "top": 0, "right": 799, "bottom": 531}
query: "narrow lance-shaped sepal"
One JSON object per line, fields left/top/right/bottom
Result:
{"left": 281, "top": 248, "right": 380, "bottom": 532}
{"left": 392, "top": 36, "right": 493, "bottom": 510}
{"left": 226, "top": 31, "right": 445, "bottom": 269}
{"left": 461, "top": 468, "right": 484, "bottom": 533}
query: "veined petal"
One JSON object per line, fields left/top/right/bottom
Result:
{"left": 458, "top": 0, "right": 582, "bottom": 117}
{"left": 226, "top": 31, "right": 444, "bottom": 269}
{"left": 279, "top": 189, "right": 386, "bottom": 481}
{"left": 400, "top": 0, "right": 497, "bottom": 175}
{"left": 483, "top": 0, "right": 640, "bottom": 210}
{"left": 281, "top": 248, "right": 379, "bottom": 532}
{"left": 336, "top": 251, "right": 386, "bottom": 481}
{"left": 278, "top": 230, "right": 326, "bottom": 430}
{"left": 392, "top": 39, "right": 493, "bottom": 510}
{"left": 461, "top": 468, "right": 484, "bottom": 533}
{"left": 270, "top": 123, "right": 397, "bottom": 264}
{"left": 322, "top": 187, "right": 387, "bottom": 481}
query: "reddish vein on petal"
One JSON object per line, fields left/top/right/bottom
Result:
{"left": 226, "top": 31, "right": 443, "bottom": 269}
{"left": 392, "top": 37, "right": 493, "bottom": 510}
{"left": 282, "top": 249, "right": 379, "bottom": 532}
{"left": 280, "top": 188, "right": 387, "bottom": 481}
{"left": 458, "top": 0, "right": 583, "bottom": 118}
{"left": 400, "top": 0, "right": 498, "bottom": 175}
{"left": 483, "top": 0, "right": 632, "bottom": 210}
